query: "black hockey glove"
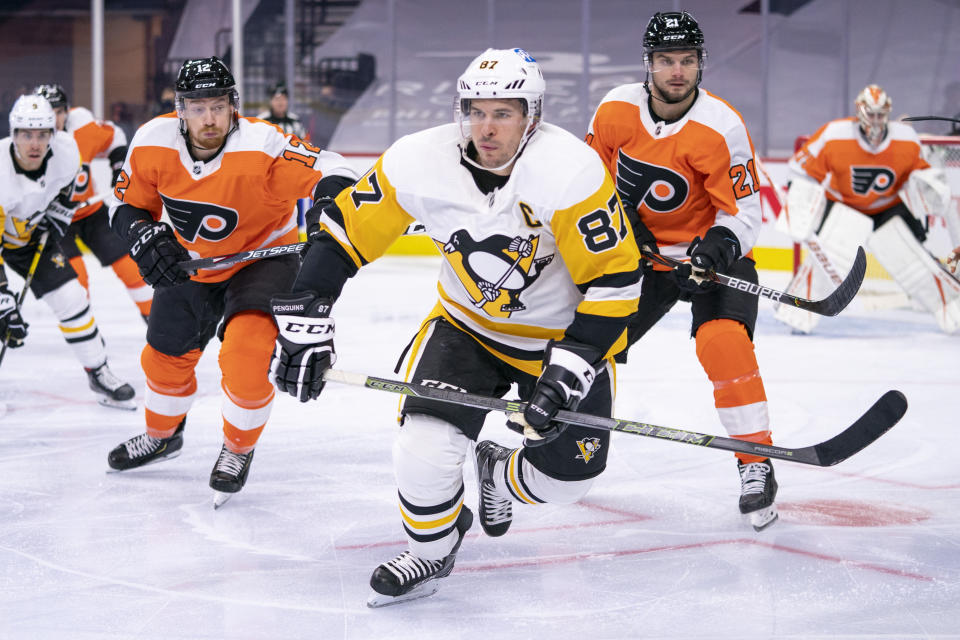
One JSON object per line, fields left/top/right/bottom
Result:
{"left": 128, "top": 220, "right": 190, "bottom": 288}
{"left": 674, "top": 226, "right": 741, "bottom": 294}
{"left": 271, "top": 291, "right": 336, "bottom": 402}
{"left": 0, "top": 286, "right": 28, "bottom": 349}
{"left": 507, "top": 339, "right": 602, "bottom": 447}
{"left": 34, "top": 194, "right": 78, "bottom": 240}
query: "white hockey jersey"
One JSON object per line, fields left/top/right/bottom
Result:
{"left": 316, "top": 122, "right": 643, "bottom": 373}
{"left": 0, "top": 131, "right": 81, "bottom": 249}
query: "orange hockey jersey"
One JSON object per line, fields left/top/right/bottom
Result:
{"left": 112, "top": 114, "right": 356, "bottom": 282}
{"left": 587, "top": 84, "right": 763, "bottom": 265}
{"left": 66, "top": 107, "right": 127, "bottom": 221}
{"left": 789, "top": 118, "right": 929, "bottom": 215}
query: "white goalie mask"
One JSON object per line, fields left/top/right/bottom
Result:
{"left": 455, "top": 47, "right": 545, "bottom": 172}
{"left": 855, "top": 84, "right": 891, "bottom": 147}
{"left": 9, "top": 94, "right": 56, "bottom": 134}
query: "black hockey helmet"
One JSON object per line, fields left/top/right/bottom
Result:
{"left": 643, "top": 11, "right": 705, "bottom": 54}
{"left": 34, "top": 83, "right": 69, "bottom": 110}
{"left": 175, "top": 56, "right": 239, "bottom": 108}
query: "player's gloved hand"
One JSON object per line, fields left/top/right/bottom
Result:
{"left": 128, "top": 220, "right": 190, "bottom": 288}
{"left": 631, "top": 217, "right": 659, "bottom": 274}
{"left": 674, "top": 226, "right": 740, "bottom": 294}
{"left": 0, "top": 286, "right": 28, "bottom": 348}
{"left": 35, "top": 194, "right": 78, "bottom": 240}
{"left": 301, "top": 196, "right": 334, "bottom": 256}
{"left": 270, "top": 291, "right": 336, "bottom": 402}
{"left": 507, "top": 339, "right": 602, "bottom": 447}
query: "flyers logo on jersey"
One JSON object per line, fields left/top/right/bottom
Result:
{"left": 159, "top": 193, "right": 239, "bottom": 243}
{"left": 850, "top": 166, "right": 895, "bottom": 195}
{"left": 440, "top": 230, "right": 554, "bottom": 317}
{"left": 615, "top": 150, "right": 689, "bottom": 213}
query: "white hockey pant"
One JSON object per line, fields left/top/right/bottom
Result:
{"left": 867, "top": 216, "right": 960, "bottom": 334}
{"left": 39, "top": 279, "right": 108, "bottom": 369}
{"left": 775, "top": 202, "right": 873, "bottom": 333}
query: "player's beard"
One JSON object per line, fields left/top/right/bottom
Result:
{"left": 192, "top": 125, "right": 228, "bottom": 150}
{"left": 651, "top": 74, "right": 695, "bottom": 104}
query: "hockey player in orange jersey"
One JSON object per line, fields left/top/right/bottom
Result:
{"left": 587, "top": 11, "right": 779, "bottom": 531}
{"left": 34, "top": 84, "right": 153, "bottom": 323}
{"left": 777, "top": 84, "right": 959, "bottom": 333}
{"left": 105, "top": 57, "right": 358, "bottom": 507}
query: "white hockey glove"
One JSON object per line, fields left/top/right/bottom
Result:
{"left": 271, "top": 291, "right": 337, "bottom": 402}
{"left": 507, "top": 339, "right": 602, "bottom": 447}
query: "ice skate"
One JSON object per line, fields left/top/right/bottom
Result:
{"left": 108, "top": 420, "right": 185, "bottom": 471}
{"left": 210, "top": 445, "right": 255, "bottom": 509}
{"left": 86, "top": 362, "right": 136, "bottom": 411}
{"left": 738, "top": 459, "right": 779, "bottom": 531}
{"left": 474, "top": 440, "right": 514, "bottom": 537}
{"left": 367, "top": 506, "right": 473, "bottom": 608}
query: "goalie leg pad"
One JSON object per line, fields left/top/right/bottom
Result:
{"left": 775, "top": 202, "right": 873, "bottom": 333}
{"left": 394, "top": 413, "right": 471, "bottom": 561}
{"left": 868, "top": 216, "right": 960, "bottom": 333}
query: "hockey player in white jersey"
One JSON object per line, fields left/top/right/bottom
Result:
{"left": 270, "top": 48, "right": 643, "bottom": 606}
{"left": 0, "top": 94, "right": 135, "bottom": 408}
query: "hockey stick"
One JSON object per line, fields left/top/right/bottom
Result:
{"left": 902, "top": 115, "right": 960, "bottom": 124}
{"left": 755, "top": 158, "right": 845, "bottom": 287}
{"left": 179, "top": 222, "right": 428, "bottom": 273}
{"left": 0, "top": 230, "right": 51, "bottom": 366}
{"left": 322, "top": 370, "right": 907, "bottom": 467}
{"left": 640, "top": 247, "right": 866, "bottom": 316}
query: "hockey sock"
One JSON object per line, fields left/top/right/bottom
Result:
{"left": 69, "top": 256, "right": 90, "bottom": 293}
{"left": 41, "top": 280, "right": 107, "bottom": 369}
{"left": 219, "top": 311, "right": 276, "bottom": 453}
{"left": 142, "top": 344, "right": 201, "bottom": 438}
{"left": 111, "top": 255, "right": 153, "bottom": 318}
{"left": 695, "top": 319, "right": 772, "bottom": 464}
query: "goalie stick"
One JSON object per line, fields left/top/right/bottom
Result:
{"left": 640, "top": 247, "right": 866, "bottom": 316}
{"left": 322, "top": 370, "right": 907, "bottom": 467}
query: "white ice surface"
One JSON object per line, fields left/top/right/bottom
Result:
{"left": 1, "top": 256, "right": 958, "bottom": 640}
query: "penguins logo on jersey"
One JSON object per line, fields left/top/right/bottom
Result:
{"left": 850, "top": 166, "right": 895, "bottom": 195}
{"left": 616, "top": 149, "right": 689, "bottom": 214}
{"left": 575, "top": 437, "right": 602, "bottom": 463}
{"left": 159, "top": 193, "right": 239, "bottom": 243}
{"left": 440, "top": 230, "right": 554, "bottom": 317}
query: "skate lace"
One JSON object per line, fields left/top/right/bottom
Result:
{"left": 93, "top": 365, "right": 124, "bottom": 392}
{"left": 740, "top": 462, "right": 771, "bottom": 495}
{"left": 124, "top": 433, "right": 162, "bottom": 458}
{"left": 481, "top": 482, "right": 512, "bottom": 525}
{"left": 214, "top": 449, "right": 248, "bottom": 477}
{"left": 384, "top": 551, "right": 443, "bottom": 585}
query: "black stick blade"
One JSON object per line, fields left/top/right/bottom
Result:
{"left": 811, "top": 390, "right": 908, "bottom": 466}
{"left": 804, "top": 246, "right": 867, "bottom": 316}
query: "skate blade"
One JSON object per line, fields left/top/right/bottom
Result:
{"left": 746, "top": 505, "right": 779, "bottom": 532}
{"left": 366, "top": 581, "right": 440, "bottom": 608}
{"left": 106, "top": 449, "right": 181, "bottom": 473}
{"left": 213, "top": 491, "right": 236, "bottom": 509}
{"left": 97, "top": 397, "right": 137, "bottom": 411}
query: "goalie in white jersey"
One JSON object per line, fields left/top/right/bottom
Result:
{"left": 270, "top": 48, "right": 643, "bottom": 606}
{"left": 0, "top": 94, "right": 135, "bottom": 409}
